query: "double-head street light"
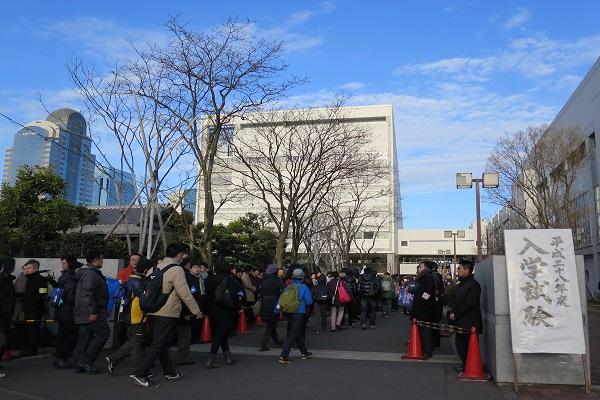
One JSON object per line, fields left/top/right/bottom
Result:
{"left": 456, "top": 172, "right": 500, "bottom": 263}
{"left": 444, "top": 230, "right": 465, "bottom": 279}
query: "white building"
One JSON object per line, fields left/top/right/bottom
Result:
{"left": 196, "top": 104, "right": 402, "bottom": 271}
{"left": 397, "top": 228, "right": 477, "bottom": 275}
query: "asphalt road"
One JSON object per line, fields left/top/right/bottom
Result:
{"left": 0, "top": 310, "right": 505, "bottom": 400}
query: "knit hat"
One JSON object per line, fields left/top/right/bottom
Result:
{"left": 266, "top": 264, "right": 278, "bottom": 275}
{"left": 292, "top": 268, "right": 304, "bottom": 279}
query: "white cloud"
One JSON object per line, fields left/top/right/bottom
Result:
{"left": 504, "top": 8, "right": 531, "bottom": 30}
{"left": 340, "top": 82, "right": 367, "bottom": 90}
{"left": 288, "top": 10, "right": 315, "bottom": 26}
{"left": 395, "top": 34, "right": 600, "bottom": 81}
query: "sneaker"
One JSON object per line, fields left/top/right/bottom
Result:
{"left": 258, "top": 347, "right": 270, "bottom": 352}
{"left": 301, "top": 353, "right": 312, "bottom": 360}
{"left": 0, "top": 372, "right": 5, "bottom": 379}
{"left": 361, "top": 325, "right": 367, "bottom": 330}
{"left": 130, "top": 375, "right": 159, "bottom": 388}
{"left": 164, "top": 372, "right": 183, "bottom": 381}
{"left": 315, "top": 330, "right": 321, "bottom": 335}
{"left": 278, "top": 357, "right": 292, "bottom": 364}
{"left": 106, "top": 357, "right": 114, "bottom": 375}
{"left": 75, "top": 363, "right": 98, "bottom": 374}
{"left": 369, "top": 325, "right": 376, "bottom": 329}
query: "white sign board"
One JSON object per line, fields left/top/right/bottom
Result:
{"left": 504, "top": 229, "right": 585, "bottom": 354}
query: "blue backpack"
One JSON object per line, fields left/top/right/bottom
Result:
{"left": 49, "top": 287, "right": 65, "bottom": 308}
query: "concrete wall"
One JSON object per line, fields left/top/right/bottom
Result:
{"left": 12, "top": 258, "right": 124, "bottom": 279}
{"left": 477, "top": 256, "right": 590, "bottom": 384}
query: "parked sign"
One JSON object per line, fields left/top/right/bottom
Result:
{"left": 504, "top": 229, "right": 585, "bottom": 354}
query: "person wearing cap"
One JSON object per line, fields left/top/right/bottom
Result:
{"left": 258, "top": 264, "right": 284, "bottom": 351}
{"left": 278, "top": 268, "right": 313, "bottom": 364}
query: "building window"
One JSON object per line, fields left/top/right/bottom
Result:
{"left": 400, "top": 241, "right": 408, "bottom": 247}
{"left": 363, "top": 231, "right": 374, "bottom": 240}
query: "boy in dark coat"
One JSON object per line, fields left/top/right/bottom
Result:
{"left": 54, "top": 255, "right": 82, "bottom": 368}
{"left": 409, "top": 261, "right": 438, "bottom": 358}
{"left": 258, "top": 264, "right": 283, "bottom": 350}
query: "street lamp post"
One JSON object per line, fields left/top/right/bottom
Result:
{"left": 456, "top": 172, "right": 499, "bottom": 263}
{"left": 444, "top": 230, "right": 465, "bottom": 279}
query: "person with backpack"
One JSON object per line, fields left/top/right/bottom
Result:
{"left": 204, "top": 264, "right": 243, "bottom": 369}
{"left": 258, "top": 264, "right": 283, "bottom": 351}
{"left": 359, "top": 267, "right": 380, "bottom": 330}
{"left": 73, "top": 250, "right": 110, "bottom": 374}
{"left": 313, "top": 275, "right": 329, "bottom": 335}
{"left": 278, "top": 268, "right": 313, "bottom": 364}
{"left": 105, "top": 259, "right": 153, "bottom": 376}
{"left": 131, "top": 243, "right": 202, "bottom": 387}
{"left": 380, "top": 272, "right": 396, "bottom": 318}
{"left": 53, "top": 255, "right": 82, "bottom": 369}
{"left": 410, "top": 261, "right": 438, "bottom": 359}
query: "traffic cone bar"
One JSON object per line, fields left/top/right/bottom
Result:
{"left": 199, "top": 316, "right": 212, "bottom": 344}
{"left": 401, "top": 319, "right": 427, "bottom": 360}
{"left": 458, "top": 327, "right": 490, "bottom": 381}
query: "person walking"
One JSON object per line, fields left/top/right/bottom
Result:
{"left": 327, "top": 272, "right": 350, "bottom": 332}
{"left": 449, "top": 259, "right": 482, "bottom": 373}
{"left": 106, "top": 259, "right": 153, "bottom": 376}
{"left": 313, "top": 275, "right": 330, "bottom": 335}
{"left": 258, "top": 264, "right": 283, "bottom": 351}
{"left": 21, "top": 259, "right": 49, "bottom": 357}
{"left": 430, "top": 263, "right": 445, "bottom": 348}
{"left": 380, "top": 272, "right": 395, "bottom": 318}
{"left": 73, "top": 250, "right": 110, "bottom": 374}
{"left": 359, "top": 267, "right": 380, "bottom": 330}
{"left": 113, "top": 253, "right": 142, "bottom": 350}
{"left": 131, "top": 243, "right": 202, "bottom": 387}
{"left": 204, "top": 264, "right": 243, "bottom": 369}
{"left": 409, "top": 261, "right": 438, "bottom": 359}
{"left": 278, "top": 268, "right": 313, "bottom": 364}
{"left": 53, "top": 255, "right": 82, "bottom": 369}
{"left": 0, "top": 257, "right": 15, "bottom": 377}
{"left": 173, "top": 256, "right": 203, "bottom": 366}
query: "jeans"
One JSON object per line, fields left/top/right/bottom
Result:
{"left": 383, "top": 299, "right": 392, "bottom": 316}
{"left": 135, "top": 316, "right": 176, "bottom": 377}
{"left": 419, "top": 326, "right": 433, "bottom": 357}
{"left": 55, "top": 320, "right": 77, "bottom": 360}
{"left": 260, "top": 319, "right": 281, "bottom": 348}
{"left": 110, "top": 323, "right": 146, "bottom": 373}
{"left": 330, "top": 306, "right": 344, "bottom": 330}
{"left": 360, "top": 299, "right": 376, "bottom": 326}
{"left": 280, "top": 313, "right": 308, "bottom": 359}
{"left": 174, "top": 320, "right": 192, "bottom": 363}
{"left": 210, "top": 327, "right": 232, "bottom": 354}
{"left": 314, "top": 303, "right": 329, "bottom": 332}
{"left": 74, "top": 319, "right": 110, "bottom": 366}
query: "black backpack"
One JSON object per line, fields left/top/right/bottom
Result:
{"left": 314, "top": 283, "right": 330, "bottom": 304}
{"left": 138, "top": 264, "right": 177, "bottom": 313}
{"left": 214, "top": 276, "right": 236, "bottom": 309}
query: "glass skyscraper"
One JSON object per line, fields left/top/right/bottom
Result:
{"left": 92, "top": 166, "right": 136, "bottom": 206}
{"left": 2, "top": 108, "right": 96, "bottom": 205}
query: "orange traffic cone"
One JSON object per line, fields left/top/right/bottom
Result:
{"left": 458, "top": 327, "right": 489, "bottom": 381}
{"left": 199, "top": 316, "right": 212, "bottom": 344}
{"left": 237, "top": 309, "right": 249, "bottom": 334}
{"left": 402, "top": 319, "right": 427, "bottom": 360}
{"left": 255, "top": 314, "right": 264, "bottom": 327}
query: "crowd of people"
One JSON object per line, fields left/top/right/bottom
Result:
{"left": 0, "top": 243, "right": 482, "bottom": 386}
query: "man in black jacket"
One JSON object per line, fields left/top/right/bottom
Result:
{"left": 409, "top": 261, "right": 438, "bottom": 358}
{"left": 0, "top": 257, "right": 15, "bottom": 374}
{"left": 54, "top": 255, "right": 82, "bottom": 369}
{"left": 73, "top": 250, "right": 110, "bottom": 374}
{"left": 21, "top": 259, "right": 49, "bottom": 357}
{"left": 449, "top": 259, "right": 482, "bottom": 372}
{"left": 359, "top": 267, "right": 380, "bottom": 330}
{"left": 258, "top": 264, "right": 283, "bottom": 351}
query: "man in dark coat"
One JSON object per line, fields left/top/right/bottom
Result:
{"left": 73, "top": 250, "right": 110, "bottom": 374}
{"left": 54, "top": 255, "right": 82, "bottom": 368}
{"left": 430, "top": 262, "right": 445, "bottom": 348}
{"left": 358, "top": 267, "right": 380, "bottom": 329}
{"left": 449, "top": 259, "right": 482, "bottom": 372}
{"left": 258, "top": 264, "right": 283, "bottom": 351}
{"left": 21, "top": 260, "right": 49, "bottom": 357}
{"left": 410, "top": 261, "right": 438, "bottom": 358}
{"left": 204, "top": 264, "right": 243, "bottom": 368}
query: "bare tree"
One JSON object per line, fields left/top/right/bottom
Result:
{"left": 219, "top": 103, "right": 382, "bottom": 266}
{"left": 486, "top": 124, "right": 591, "bottom": 248}
{"left": 129, "top": 17, "right": 302, "bottom": 266}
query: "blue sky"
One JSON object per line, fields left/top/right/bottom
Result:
{"left": 1, "top": 0, "right": 599, "bottom": 228}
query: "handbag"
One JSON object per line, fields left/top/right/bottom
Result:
{"left": 338, "top": 281, "right": 352, "bottom": 304}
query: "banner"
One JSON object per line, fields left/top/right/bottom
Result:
{"left": 504, "top": 229, "right": 585, "bottom": 354}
